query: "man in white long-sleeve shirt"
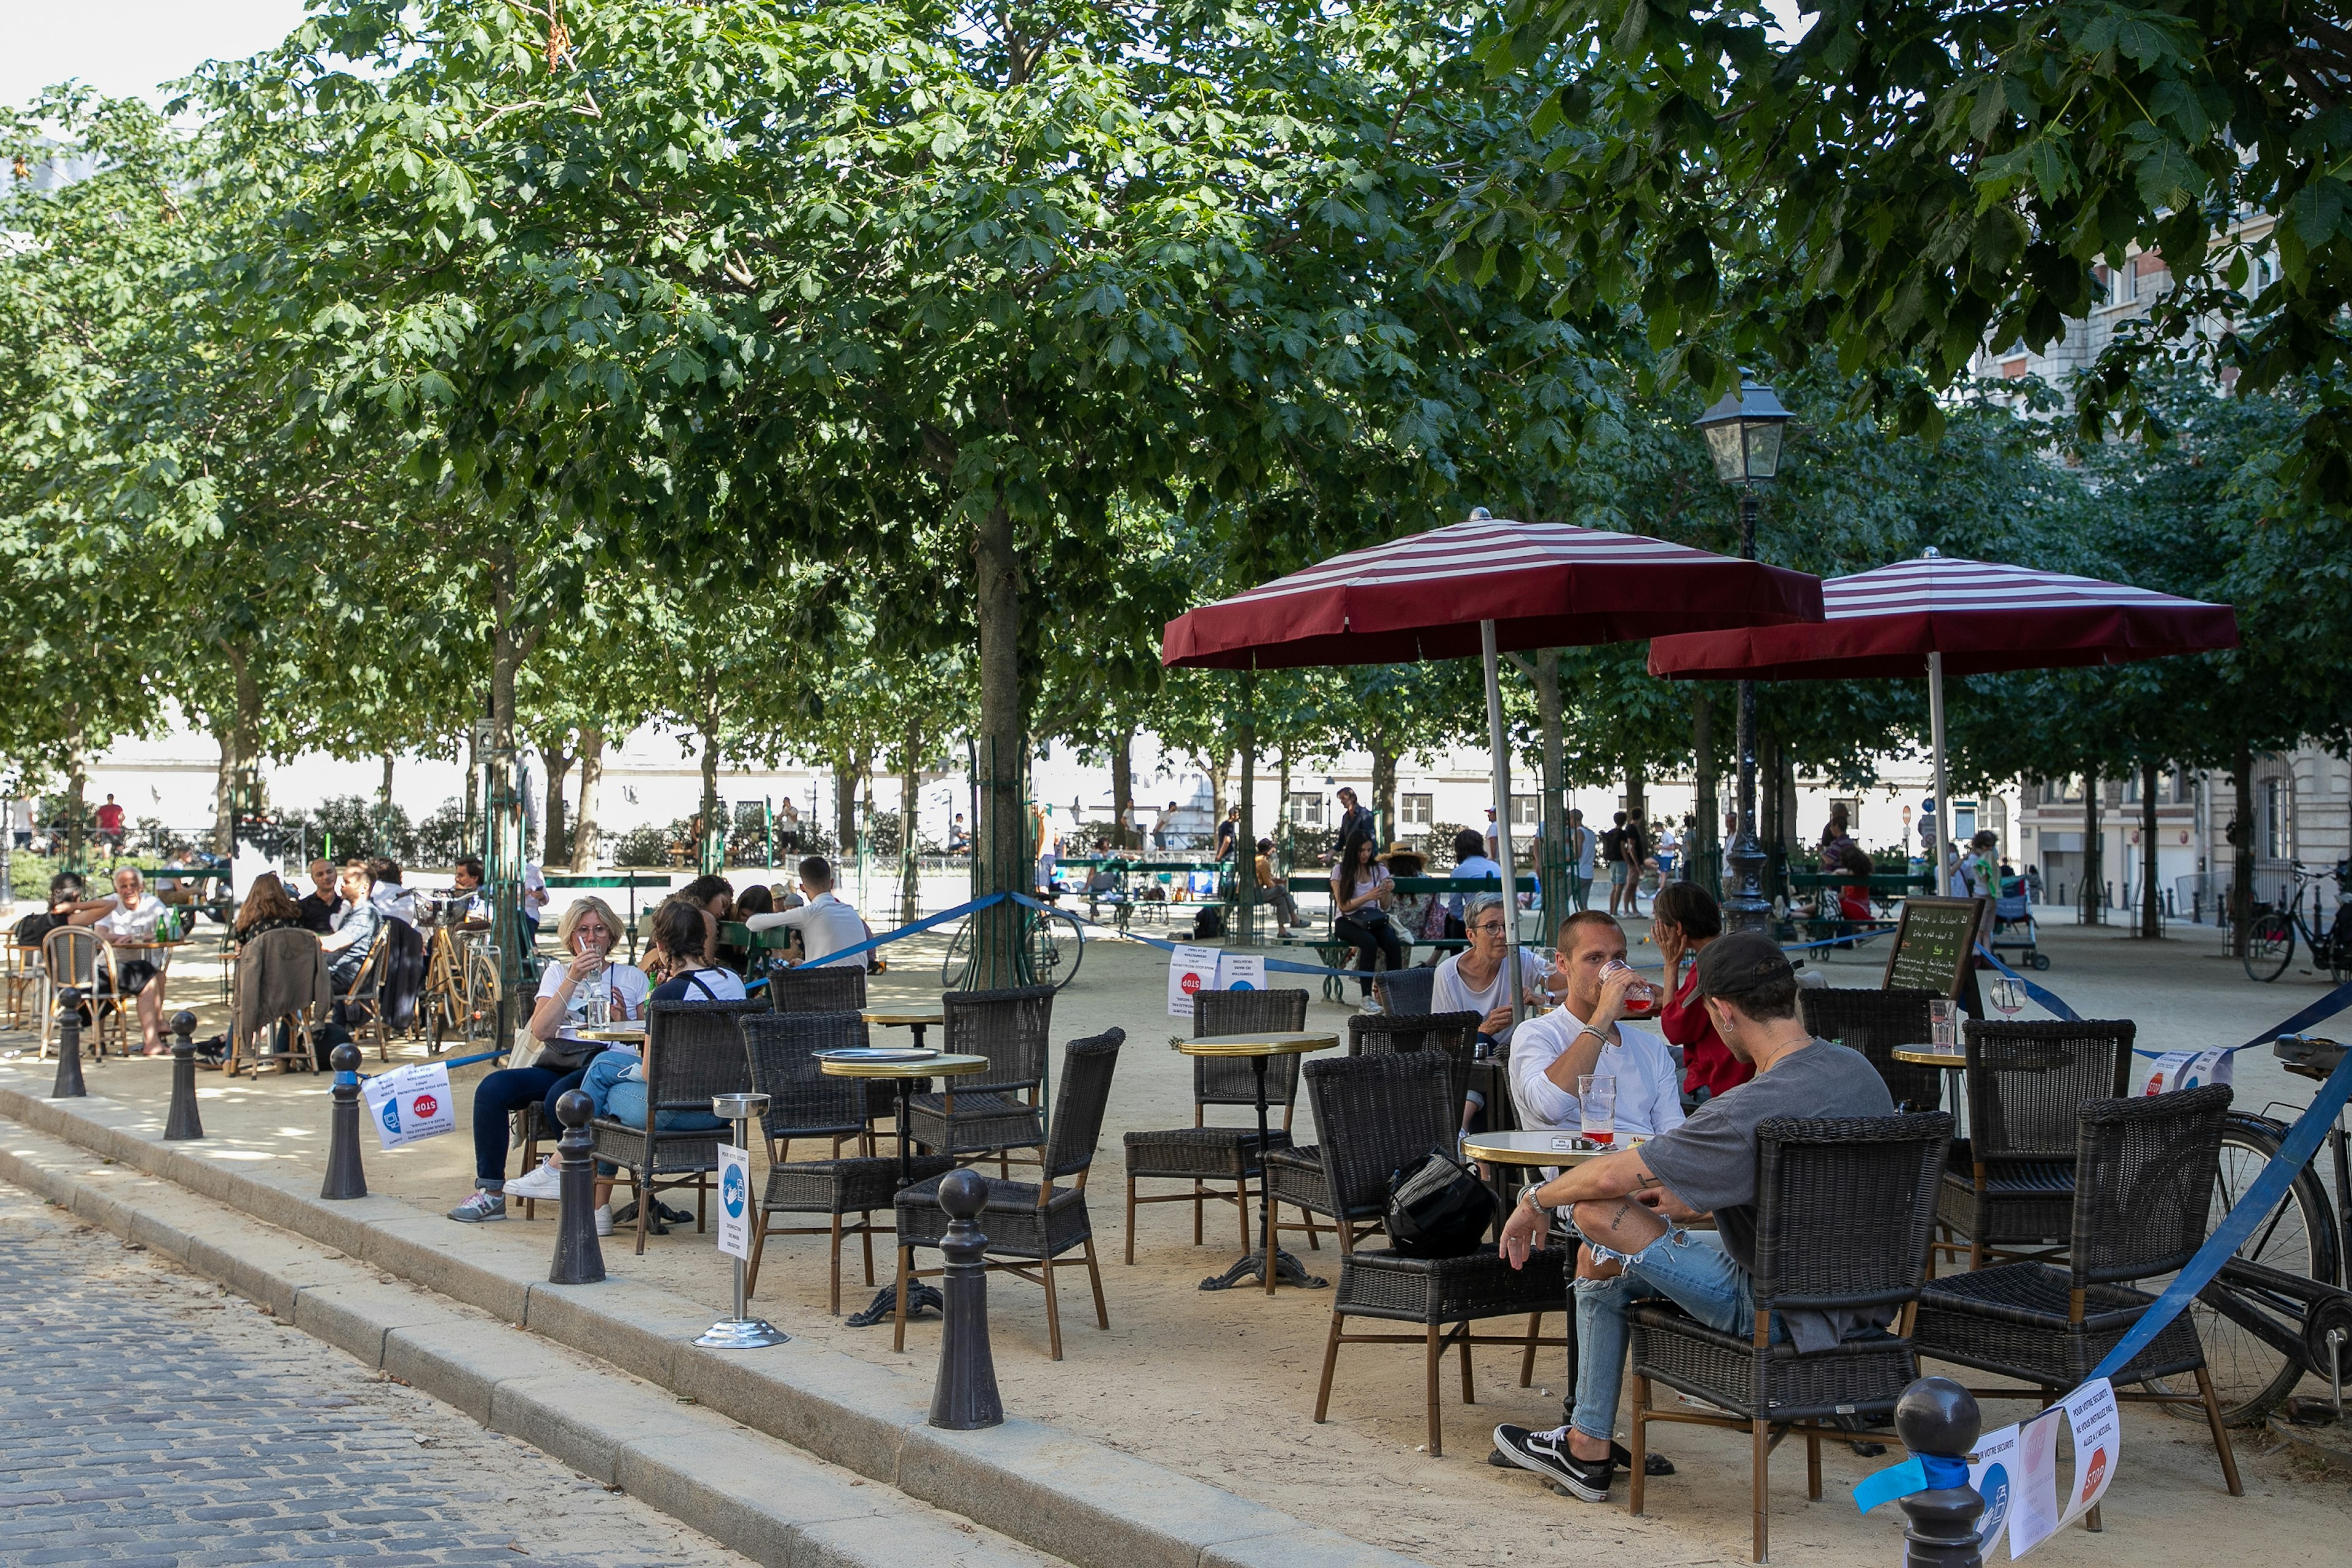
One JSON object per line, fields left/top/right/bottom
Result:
{"left": 1507, "top": 911, "right": 1685, "bottom": 1145}
{"left": 744, "top": 856, "right": 871, "bottom": 969}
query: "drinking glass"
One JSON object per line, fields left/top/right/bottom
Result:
{"left": 1929, "top": 998, "right": 1959, "bottom": 1051}
{"left": 1603, "top": 957, "right": 1659, "bottom": 1018}
{"left": 1579, "top": 1074, "right": 1618, "bottom": 1147}
{"left": 1989, "top": 977, "right": 2026, "bottom": 1019}
{"left": 582, "top": 968, "right": 609, "bottom": 1029}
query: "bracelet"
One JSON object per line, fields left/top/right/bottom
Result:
{"left": 1575, "top": 1026, "right": 1608, "bottom": 1048}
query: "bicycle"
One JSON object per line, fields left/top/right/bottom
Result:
{"left": 2168, "top": 1034, "right": 2352, "bottom": 1425}
{"left": 418, "top": 897, "right": 501, "bottom": 1052}
{"left": 2241, "top": 859, "right": 2352, "bottom": 983}
{"left": 940, "top": 902, "right": 1085, "bottom": 992}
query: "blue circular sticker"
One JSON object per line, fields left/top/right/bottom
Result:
{"left": 722, "top": 1162, "right": 747, "bottom": 1218}
{"left": 1975, "top": 1462, "right": 2010, "bottom": 1546}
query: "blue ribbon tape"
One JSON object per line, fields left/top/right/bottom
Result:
{"left": 357, "top": 1046, "right": 503, "bottom": 1081}
{"left": 1853, "top": 1451, "right": 1972, "bottom": 1513}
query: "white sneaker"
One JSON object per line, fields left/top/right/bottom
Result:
{"left": 1359, "top": 994, "right": 1385, "bottom": 1015}
{"left": 593, "top": 1205, "right": 614, "bottom": 1237}
{"left": 507, "top": 1160, "right": 564, "bottom": 1201}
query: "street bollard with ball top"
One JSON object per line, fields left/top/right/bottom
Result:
{"left": 929, "top": 1166, "right": 1003, "bottom": 1430}
{"left": 51, "top": 989, "right": 88, "bottom": 1099}
{"left": 321, "top": 1043, "right": 368, "bottom": 1199}
{"left": 163, "top": 1011, "right": 203, "bottom": 1140}
{"left": 1895, "top": 1376, "right": 1984, "bottom": 1568}
{"left": 548, "top": 1090, "right": 606, "bottom": 1286}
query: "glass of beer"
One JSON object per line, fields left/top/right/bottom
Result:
{"left": 1580, "top": 1074, "right": 1618, "bottom": 1147}
{"left": 1929, "top": 998, "right": 1959, "bottom": 1051}
{"left": 1605, "top": 957, "right": 1659, "bottom": 1018}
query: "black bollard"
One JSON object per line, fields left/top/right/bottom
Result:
{"left": 51, "top": 989, "right": 87, "bottom": 1099}
{"left": 321, "top": 1043, "right": 369, "bottom": 1199}
{"left": 1895, "top": 1376, "right": 1985, "bottom": 1568}
{"left": 929, "top": 1167, "right": 1003, "bottom": 1430}
{"left": 548, "top": 1090, "right": 606, "bottom": 1286}
{"left": 163, "top": 1011, "right": 203, "bottom": 1140}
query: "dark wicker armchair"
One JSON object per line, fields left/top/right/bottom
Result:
{"left": 766, "top": 962, "right": 892, "bottom": 1130}
{"left": 903, "top": 986, "right": 1054, "bottom": 1172}
{"left": 740, "top": 1010, "right": 955, "bottom": 1313}
{"left": 895, "top": 1028, "right": 1125, "bottom": 1360}
{"left": 1937, "top": 1018, "right": 2133, "bottom": 1270}
{"left": 1628, "top": 1112, "right": 1951, "bottom": 1564}
{"left": 1798, "top": 987, "right": 1942, "bottom": 1112}
{"left": 1348, "top": 1009, "right": 1481, "bottom": 1125}
{"left": 1375, "top": 966, "right": 1436, "bottom": 1017}
{"left": 1120, "top": 990, "right": 1310, "bottom": 1263}
{"left": 589, "top": 998, "right": 767, "bottom": 1254}
{"left": 1262, "top": 1051, "right": 1458, "bottom": 1272}
{"left": 1915, "top": 1085, "right": 2241, "bottom": 1525}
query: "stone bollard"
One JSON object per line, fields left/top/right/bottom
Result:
{"left": 164, "top": 1011, "right": 203, "bottom": 1140}
{"left": 929, "top": 1167, "right": 1003, "bottom": 1430}
{"left": 1895, "top": 1376, "right": 1985, "bottom": 1568}
{"left": 51, "top": 989, "right": 88, "bottom": 1099}
{"left": 321, "top": 1043, "right": 369, "bottom": 1200}
{"left": 548, "top": 1090, "right": 606, "bottom": 1286}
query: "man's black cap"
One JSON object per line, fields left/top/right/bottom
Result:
{"left": 1693, "top": 930, "right": 1795, "bottom": 1001}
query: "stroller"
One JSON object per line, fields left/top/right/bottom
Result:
{"left": 1986, "top": 875, "right": 2048, "bottom": 970}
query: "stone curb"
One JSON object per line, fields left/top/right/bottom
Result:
{"left": 0, "top": 1071, "right": 1430, "bottom": 1568}
{"left": 0, "top": 1115, "right": 1050, "bottom": 1568}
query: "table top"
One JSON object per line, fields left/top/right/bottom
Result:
{"left": 1891, "top": 1046, "right": 1964, "bottom": 1066}
{"left": 1178, "top": 1030, "right": 1342, "bottom": 1058}
{"left": 1461, "top": 1129, "right": 1649, "bottom": 1166}
{"left": 864, "top": 1010, "right": 944, "bottom": 1027}
{"left": 575, "top": 1025, "right": 647, "bottom": 1042}
{"left": 819, "top": 1050, "right": 988, "bottom": 1080}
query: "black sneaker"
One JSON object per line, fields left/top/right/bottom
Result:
{"left": 1486, "top": 1442, "right": 1673, "bottom": 1477}
{"left": 1492, "top": 1424, "right": 1615, "bottom": 1502}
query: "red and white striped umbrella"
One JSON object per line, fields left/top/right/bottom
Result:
{"left": 1643, "top": 552, "right": 2238, "bottom": 681}
{"left": 1646, "top": 550, "right": 2237, "bottom": 889}
{"left": 1161, "top": 514, "right": 1823, "bottom": 670}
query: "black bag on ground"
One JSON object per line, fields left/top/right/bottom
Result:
{"left": 1191, "top": 907, "right": 1224, "bottom": 940}
{"left": 1385, "top": 1145, "right": 1496, "bottom": 1259}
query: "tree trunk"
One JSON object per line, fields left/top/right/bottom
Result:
{"left": 212, "top": 644, "right": 262, "bottom": 856}
{"left": 1112, "top": 725, "right": 1135, "bottom": 850}
{"left": 1692, "top": 689, "right": 1717, "bottom": 886}
{"left": 1210, "top": 747, "right": 1232, "bottom": 837}
{"left": 2138, "top": 760, "right": 2162, "bottom": 938}
{"left": 1534, "top": 650, "right": 1567, "bottom": 938}
{"left": 699, "top": 725, "right": 723, "bottom": 875}
{"left": 834, "top": 755, "right": 860, "bottom": 861}
{"left": 899, "top": 718, "right": 922, "bottom": 924}
{"left": 1276, "top": 746, "right": 1292, "bottom": 869}
{"left": 973, "top": 501, "right": 1024, "bottom": 985}
{"left": 1779, "top": 745, "right": 1800, "bottom": 851}
{"left": 2082, "top": 773, "right": 2103, "bottom": 925}
{"left": 1371, "top": 741, "right": 1398, "bottom": 849}
{"left": 1624, "top": 766, "right": 1647, "bottom": 829}
{"left": 213, "top": 728, "right": 237, "bottom": 858}
{"left": 488, "top": 581, "right": 528, "bottom": 1041}
{"left": 2229, "top": 745, "right": 2254, "bottom": 957}
{"left": 571, "top": 726, "right": 604, "bottom": 872}
{"left": 540, "top": 735, "right": 573, "bottom": 868}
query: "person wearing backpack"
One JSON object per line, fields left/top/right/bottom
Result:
{"left": 1600, "top": 813, "right": 1629, "bottom": 915}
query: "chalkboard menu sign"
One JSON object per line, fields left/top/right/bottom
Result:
{"left": 1880, "top": 897, "right": 1988, "bottom": 1001}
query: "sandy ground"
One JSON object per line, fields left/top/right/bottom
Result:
{"left": 5, "top": 909, "right": 2351, "bottom": 1566}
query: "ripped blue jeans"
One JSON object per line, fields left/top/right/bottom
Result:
{"left": 1570, "top": 1225, "right": 1776, "bottom": 1444}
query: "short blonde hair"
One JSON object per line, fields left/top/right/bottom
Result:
{"left": 557, "top": 895, "right": 624, "bottom": 953}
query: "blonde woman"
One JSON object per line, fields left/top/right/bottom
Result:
{"left": 447, "top": 897, "right": 646, "bottom": 1227}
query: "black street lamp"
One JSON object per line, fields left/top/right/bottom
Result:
{"left": 1695, "top": 373, "right": 1795, "bottom": 933}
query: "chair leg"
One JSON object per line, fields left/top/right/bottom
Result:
{"left": 1125, "top": 1177, "right": 1137, "bottom": 1266}
{"left": 1458, "top": 1332, "right": 1474, "bottom": 1405}
{"left": 2196, "top": 1366, "right": 2244, "bottom": 1496}
{"left": 861, "top": 1213, "right": 876, "bottom": 1285}
{"left": 1314, "top": 1309, "right": 1344, "bottom": 1423}
{"left": 1520, "top": 1311, "right": 1543, "bottom": 1387}
{"left": 1806, "top": 1431, "right": 1822, "bottom": 1501}
{"left": 1042, "top": 1250, "right": 1064, "bottom": 1361}
{"left": 894, "top": 1246, "right": 911, "bottom": 1353}
{"left": 745, "top": 1212, "right": 770, "bottom": 1300}
{"left": 1423, "top": 1324, "right": 1443, "bottom": 1456}
{"left": 828, "top": 1215, "right": 845, "bottom": 1316}
{"left": 1192, "top": 1178, "right": 1204, "bottom": 1245}
{"left": 634, "top": 1172, "right": 650, "bottom": 1257}
{"left": 1630, "top": 1374, "right": 1651, "bottom": 1515}
{"left": 1235, "top": 1180, "right": 1250, "bottom": 1252}
{"left": 1300, "top": 1204, "right": 1321, "bottom": 1250}
{"left": 1751, "top": 1417, "right": 1771, "bottom": 1563}
{"left": 1082, "top": 1238, "right": 1109, "bottom": 1329}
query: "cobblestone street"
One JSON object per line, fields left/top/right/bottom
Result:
{"left": 0, "top": 1179, "right": 753, "bottom": 1568}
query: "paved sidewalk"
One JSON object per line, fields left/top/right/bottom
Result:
{"left": 0, "top": 1179, "right": 753, "bottom": 1568}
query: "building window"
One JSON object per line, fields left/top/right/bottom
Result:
{"left": 2262, "top": 778, "right": 2286, "bottom": 859}
{"left": 1286, "top": 793, "right": 1324, "bottom": 828}
{"left": 2040, "top": 775, "right": 2086, "bottom": 805}
{"left": 1509, "top": 794, "right": 1539, "bottom": 826}
{"left": 1401, "top": 793, "right": 1433, "bottom": 827}
{"left": 2002, "top": 356, "right": 2029, "bottom": 380}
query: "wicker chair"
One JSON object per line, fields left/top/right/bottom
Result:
{"left": 590, "top": 998, "right": 767, "bottom": 1254}
{"left": 1628, "top": 1112, "right": 1952, "bottom": 1564}
{"left": 336, "top": 936, "right": 393, "bottom": 1063}
{"left": 1914, "top": 1086, "right": 2241, "bottom": 1525}
{"left": 40, "top": 926, "right": 122, "bottom": 1058}
{"left": 1798, "top": 987, "right": 1942, "bottom": 1112}
{"left": 1264, "top": 1051, "right": 1458, "bottom": 1270}
{"left": 894, "top": 1028, "right": 1125, "bottom": 1360}
{"left": 1376, "top": 967, "right": 1436, "bottom": 1017}
{"left": 1349, "top": 1010, "right": 1480, "bottom": 1126}
{"left": 1317, "top": 1245, "right": 1571, "bottom": 1457}
{"left": 740, "top": 1010, "right": 955, "bottom": 1313}
{"left": 1937, "top": 1018, "right": 2133, "bottom": 1270}
{"left": 903, "top": 986, "right": 1053, "bottom": 1172}
{"left": 768, "top": 962, "right": 894, "bottom": 1133}
{"left": 1120, "top": 989, "right": 1311, "bottom": 1263}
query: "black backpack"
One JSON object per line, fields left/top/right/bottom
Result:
{"left": 1385, "top": 1145, "right": 1498, "bottom": 1258}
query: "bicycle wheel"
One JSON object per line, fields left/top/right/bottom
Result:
{"left": 2155, "top": 1112, "right": 2340, "bottom": 1424}
{"left": 940, "top": 921, "right": 974, "bottom": 987}
{"left": 1024, "top": 908, "right": 1085, "bottom": 992}
{"left": 2242, "top": 912, "right": 2295, "bottom": 982}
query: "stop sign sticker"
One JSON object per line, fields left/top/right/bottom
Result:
{"left": 412, "top": 1093, "right": 439, "bottom": 1119}
{"left": 1180, "top": 971, "right": 1202, "bottom": 995}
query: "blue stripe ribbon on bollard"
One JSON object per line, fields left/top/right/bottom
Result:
{"left": 1853, "top": 1451, "right": 1971, "bottom": 1513}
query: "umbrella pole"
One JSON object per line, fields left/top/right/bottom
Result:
{"left": 1928, "top": 650, "right": 1952, "bottom": 898}
{"left": 1481, "top": 621, "right": 1521, "bottom": 1027}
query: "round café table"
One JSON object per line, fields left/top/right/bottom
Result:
{"left": 862, "top": 1009, "right": 944, "bottom": 1050}
{"left": 1178, "top": 1030, "right": 1340, "bottom": 1293}
{"left": 575, "top": 1025, "right": 646, "bottom": 1045}
{"left": 823, "top": 1049, "right": 989, "bottom": 1324}
{"left": 1893, "top": 1045, "right": 1968, "bottom": 1136}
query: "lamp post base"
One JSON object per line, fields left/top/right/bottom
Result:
{"left": 1199, "top": 1248, "right": 1328, "bottom": 1292}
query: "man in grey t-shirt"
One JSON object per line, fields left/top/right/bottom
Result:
{"left": 1487, "top": 930, "right": 1894, "bottom": 1504}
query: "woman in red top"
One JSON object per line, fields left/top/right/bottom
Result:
{"left": 1651, "top": 881, "right": 1755, "bottom": 1104}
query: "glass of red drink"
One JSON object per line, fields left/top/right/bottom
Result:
{"left": 1605, "top": 957, "right": 1659, "bottom": 1017}
{"left": 1579, "top": 1073, "right": 1618, "bottom": 1146}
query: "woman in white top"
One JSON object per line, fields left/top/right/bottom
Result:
{"left": 68, "top": 866, "right": 171, "bottom": 1054}
{"left": 1432, "top": 894, "right": 1559, "bottom": 1052}
{"left": 1330, "top": 827, "right": 1404, "bottom": 1009}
